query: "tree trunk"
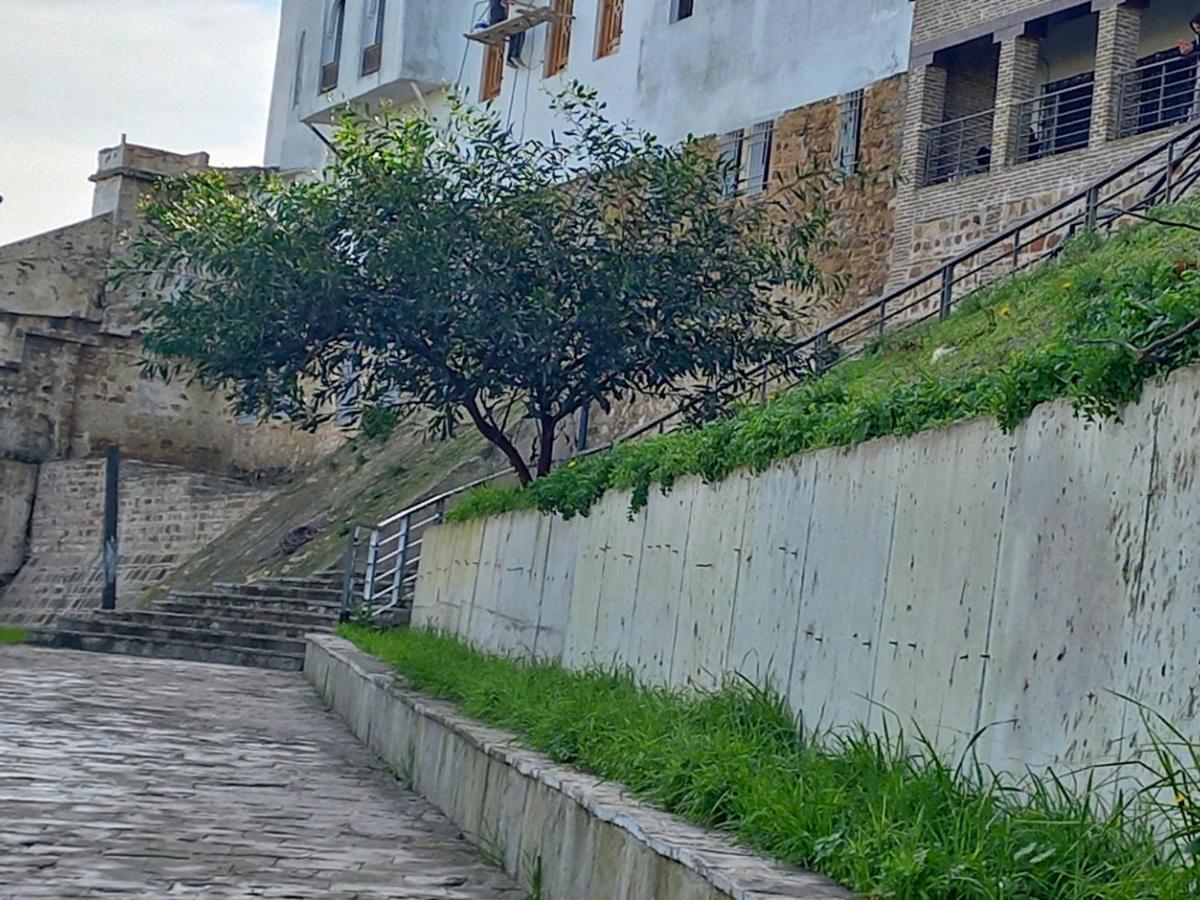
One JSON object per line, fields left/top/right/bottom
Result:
{"left": 536, "top": 416, "right": 556, "bottom": 478}
{"left": 463, "top": 397, "right": 534, "bottom": 486}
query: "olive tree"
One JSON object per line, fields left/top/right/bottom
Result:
{"left": 120, "top": 86, "right": 834, "bottom": 484}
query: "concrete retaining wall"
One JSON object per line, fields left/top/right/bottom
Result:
{"left": 414, "top": 366, "right": 1200, "bottom": 773}
{"left": 305, "top": 634, "right": 850, "bottom": 900}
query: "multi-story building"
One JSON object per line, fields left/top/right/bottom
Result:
{"left": 265, "top": 0, "right": 916, "bottom": 312}
{"left": 892, "top": 0, "right": 1200, "bottom": 285}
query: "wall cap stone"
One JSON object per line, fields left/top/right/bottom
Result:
{"left": 307, "top": 633, "right": 855, "bottom": 900}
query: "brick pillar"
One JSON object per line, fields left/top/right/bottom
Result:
{"left": 900, "top": 62, "right": 948, "bottom": 188}
{"left": 1091, "top": 1, "right": 1142, "bottom": 146}
{"left": 992, "top": 33, "right": 1040, "bottom": 167}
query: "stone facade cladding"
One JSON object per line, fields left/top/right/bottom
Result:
{"left": 913, "top": 0, "right": 1082, "bottom": 48}
{"left": 0, "top": 458, "right": 271, "bottom": 626}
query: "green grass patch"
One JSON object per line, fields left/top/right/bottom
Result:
{"left": 0, "top": 627, "right": 27, "bottom": 646}
{"left": 449, "top": 208, "right": 1200, "bottom": 522}
{"left": 341, "top": 625, "right": 1200, "bottom": 899}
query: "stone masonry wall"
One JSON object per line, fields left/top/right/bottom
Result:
{"left": 0, "top": 461, "right": 37, "bottom": 586}
{"left": 0, "top": 459, "right": 271, "bottom": 626}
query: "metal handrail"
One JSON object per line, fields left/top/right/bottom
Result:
{"left": 920, "top": 109, "right": 996, "bottom": 186}
{"left": 340, "top": 116, "right": 1200, "bottom": 622}
{"left": 1119, "top": 54, "right": 1200, "bottom": 139}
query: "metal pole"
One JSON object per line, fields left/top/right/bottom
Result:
{"left": 363, "top": 529, "right": 380, "bottom": 608}
{"left": 939, "top": 263, "right": 955, "bottom": 320}
{"left": 1165, "top": 142, "right": 1175, "bottom": 204}
{"left": 101, "top": 445, "right": 119, "bottom": 611}
{"left": 1085, "top": 185, "right": 1099, "bottom": 231}
{"left": 390, "top": 515, "right": 409, "bottom": 608}
{"left": 576, "top": 402, "right": 590, "bottom": 452}
{"left": 339, "top": 526, "right": 359, "bottom": 623}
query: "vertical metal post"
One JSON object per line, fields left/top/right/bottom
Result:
{"left": 1085, "top": 185, "right": 1099, "bottom": 230}
{"left": 1164, "top": 142, "right": 1175, "bottom": 204}
{"left": 101, "top": 444, "right": 119, "bottom": 611}
{"left": 390, "top": 514, "right": 409, "bottom": 608}
{"left": 878, "top": 301, "right": 886, "bottom": 335}
{"left": 362, "top": 529, "right": 380, "bottom": 608}
{"left": 339, "top": 526, "right": 359, "bottom": 623}
{"left": 1011, "top": 228, "right": 1021, "bottom": 267}
{"left": 576, "top": 402, "right": 590, "bottom": 452}
{"left": 939, "top": 263, "right": 955, "bottom": 320}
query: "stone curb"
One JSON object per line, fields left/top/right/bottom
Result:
{"left": 305, "top": 633, "right": 854, "bottom": 900}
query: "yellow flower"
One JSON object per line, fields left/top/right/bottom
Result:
{"left": 568, "top": 460, "right": 578, "bottom": 468}
{"left": 1061, "top": 282, "right": 1072, "bottom": 289}
{"left": 1175, "top": 793, "right": 1189, "bottom": 807}
{"left": 998, "top": 305, "right": 1012, "bottom": 318}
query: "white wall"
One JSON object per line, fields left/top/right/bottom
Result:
{"left": 266, "top": 0, "right": 913, "bottom": 168}
{"left": 414, "top": 365, "right": 1200, "bottom": 777}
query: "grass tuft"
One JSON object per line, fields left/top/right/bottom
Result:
{"left": 0, "top": 627, "right": 27, "bottom": 646}
{"left": 342, "top": 625, "right": 1200, "bottom": 899}
{"left": 451, "top": 206, "right": 1200, "bottom": 521}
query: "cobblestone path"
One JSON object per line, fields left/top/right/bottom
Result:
{"left": 0, "top": 645, "right": 523, "bottom": 899}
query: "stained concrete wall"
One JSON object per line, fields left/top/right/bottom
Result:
{"left": 415, "top": 365, "right": 1200, "bottom": 774}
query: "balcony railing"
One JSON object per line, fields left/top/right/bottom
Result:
{"left": 920, "top": 109, "right": 995, "bottom": 186}
{"left": 1119, "top": 55, "right": 1199, "bottom": 138}
{"left": 319, "top": 61, "right": 339, "bottom": 94}
{"left": 1014, "top": 80, "right": 1094, "bottom": 163}
{"left": 361, "top": 42, "right": 382, "bottom": 76}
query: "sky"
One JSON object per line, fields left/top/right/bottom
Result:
{"left": 0, "top": 0, "right": 281, "bottom": 246}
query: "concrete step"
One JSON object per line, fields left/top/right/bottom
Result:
{"left": 167, "top": 590, "right": 342, "bottom": 616}
{"left": 27, "top": 629, "right": 303, "bottom": 672}
{"left": 210, "top": 582, "right": 344, "bottom": 602}
{"left": 89, "top": 609, "right": 332, "bottom": 640}
{"left": 52, "top": 615, "right": 307, "bottom": 657}
{"left": 154, "top": 600, "right": 337, "bottom": 630}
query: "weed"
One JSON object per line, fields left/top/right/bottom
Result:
{"left": 341, "top": 625, "right": 1200, "bottom": 899}
{"left": 451, "top": 205, "right": 1200, "bottom": 521}
{"left": 522, "top": 850, "right": 544, "bottom": 900}
{"left": 479, "top": 820, "right": 507, "bottom": 870}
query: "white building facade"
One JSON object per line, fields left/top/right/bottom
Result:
{"left": 265, "top": 0, "right": 915, "bottom": 171}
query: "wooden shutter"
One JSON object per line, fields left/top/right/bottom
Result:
{"left": 544, "top": 0, "right": 574, "bottom": 77}
{"left": 481, "top": 42, "right": 504, "bottom": 101}
{"left": 597, "top": 0, "right": 623, "bottom": 58}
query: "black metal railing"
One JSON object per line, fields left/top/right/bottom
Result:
{"left": 345, "top": 119, "right": 1200, "bottom": 621}
{"left": 921, "top": 109, "right": 996, "bottom": 186}
{"left": 1014, "top": 81, "right": 1094, "bottom": 163}
{"left": 1119, "top": 55, "right": 1199, "bottom": 138}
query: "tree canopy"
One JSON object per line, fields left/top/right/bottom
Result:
{"left": 121, "top": 86, "right": 835, "bottom": 484}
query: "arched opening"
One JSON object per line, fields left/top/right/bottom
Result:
{"left": 362, "top": 0, "right": 386, "bottom": 75}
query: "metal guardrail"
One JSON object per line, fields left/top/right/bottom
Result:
{"left": 341, "top": 117, "right": 1200, "bottom": 623}
{"left": 1119, "top": 55, "right": 1200, "bottom": 139}
{"left": 921, "top": 109, "right": 995, "bottom": 186}
{"left": 1014, "top": 82, "right": 1094, "bottom": 163}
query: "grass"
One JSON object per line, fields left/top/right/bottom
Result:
{"left": 0, "top": 627, "right": 27, "bottom": 645}
{"left": 449, "top": 206, "right": 1200, "bottom": 522}
{"left": 341, "top": 625, "right": 1200, "bottom": 899}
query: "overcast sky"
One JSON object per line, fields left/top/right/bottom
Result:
{"left": 0, "top": 0, "right": 281, "bottom": 246}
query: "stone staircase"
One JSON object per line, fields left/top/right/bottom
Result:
{"left": 28, "top": 573, "right": 357, "bottom": 672}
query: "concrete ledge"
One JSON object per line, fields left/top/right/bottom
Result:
{"left": 305, "top": 633, "right": 853, "bottom": 900}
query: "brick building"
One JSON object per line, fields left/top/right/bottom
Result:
{"left": 893, "top": 0, "right": 1200, "bottom": 285}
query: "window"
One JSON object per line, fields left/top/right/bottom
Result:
{"left": 544, "top": 0, "right": 574, "bottom": 77}
{"left": 718, "top": 121, "right": 774, "bottom": 198}
{"left": 481, "top": 42, "right": 505, "bottom": 101}
{"left": 672, "top": 0, "right": 694, "bottom": 22}
{"left": 836, "top": 89, "right": 864, "bottom": 175}
{"left": 292, "top": 31, "right": 306, "bottom": 108}
{"left": 596, "top": 0, "right": 623, "bottom": 58}
{"left": 361, "top": 0, "right": 386, "bottom": 75}
{"left": 1017, "top": 72, "right": 1093, "bottom": 163}
{"left": 319, "top": 0, "right": 345, "bottom": 93}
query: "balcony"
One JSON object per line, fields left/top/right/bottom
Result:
{"left": 920, "top": 110, "right": 995, "bottom": 186}
{"left": 299, "top": 0, "right": 463, "bottom": 125}
{"left": 1119, "top": 53, "right": 1200, "bottom": 138}
{"left": 1013, "top": 77, "right": 1094, "bottom": 164}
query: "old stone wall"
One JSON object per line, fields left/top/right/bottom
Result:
{"left": 0, "top": 459, "right": 271, "bottom": 626}
{"left": 414, "top": 365, "right": 1200, "bottom": 777}
{"left": 0, "top": 462, "right": 37, "bottom": 586}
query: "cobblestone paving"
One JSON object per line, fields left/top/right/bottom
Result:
{"left": 0, "top": 645, "right": 523, "bottom": 899}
